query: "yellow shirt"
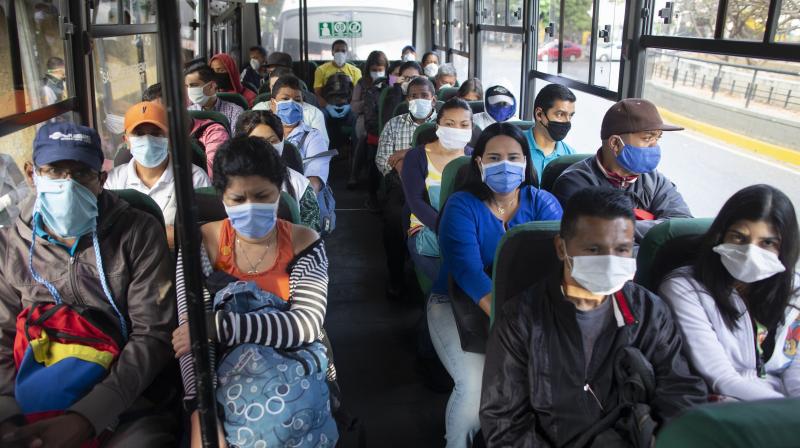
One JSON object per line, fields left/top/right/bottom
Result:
{"left": 313, "top": 61, "right": 362, "bottom": 89}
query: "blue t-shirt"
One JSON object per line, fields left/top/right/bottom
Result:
{"left": 526, "top": 128, "right": 576, "bottom": 182}
{"left": 434, "top": 185, "right": 564, "bottom": 301}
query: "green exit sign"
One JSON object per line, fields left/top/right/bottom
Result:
{"left": 318, "top": 21, "right": 362, "bottom": 38}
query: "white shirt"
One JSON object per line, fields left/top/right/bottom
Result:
{"left": 252, "top": 101, "right": 330, "bottom": 147}
{"left": 473, "top": 112, "right": 497, "bottom": 130}
{"left": 285, "top": 168, "right": 310, "bottom": 207}
{"left": 105, "top": 159, "right": 211, "bottom": 226}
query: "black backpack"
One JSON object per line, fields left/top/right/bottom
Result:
{"left": 363, "top": 78, "right": 389, "bottom": 136}
{"left": 322, "top": 72, "right": 354, "bottom": 104}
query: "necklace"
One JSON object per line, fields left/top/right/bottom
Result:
{"left": 491, "top": 196, "right": 516, "bottom": 216}
{"left": 236, "top": 234, "right": 273, "bottom": 274}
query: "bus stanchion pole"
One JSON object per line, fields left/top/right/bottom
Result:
{"left": 155, "top": 1, "right": 219, "bottom": 447}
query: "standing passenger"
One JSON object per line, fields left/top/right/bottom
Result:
{"left": 185, "top": 62, "right": 244, "bottom": 135}
{"left": 526, "top": 84, "right": 577, "bottom": 179}
{"left": 313, "top": 40, "right": 362, "bottom": 108}
{"left": 210, "top": 53, "right": 258, "bottom": 107}
{"left": 473, "top": 86, "right": 517, "bottom": 130}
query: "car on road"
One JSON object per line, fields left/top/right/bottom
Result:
{"left": 537, "top": 40, "right": 582, "bottom": 61}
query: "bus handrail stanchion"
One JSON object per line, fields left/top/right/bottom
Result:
{"left": 155, "top": 1, "right": 219, "bottom": 447}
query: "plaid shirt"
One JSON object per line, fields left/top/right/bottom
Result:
{"left": 188, "top": 97, "right": 243, "bottom": 135}
{"left": 376, "top": 112, "right": 437, "bottom": 175}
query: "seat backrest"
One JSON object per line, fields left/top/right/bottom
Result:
{"left": 188, "top": 110, "right": 230, "bottom": 133}
{"left": 111, "top": 189, "right": 165, "bottom": 230}
{"left": 194, "top": 187, "right": 299, "bottom": 225}
{"left": 282, "top": 142, "right": 304, "bottom": 174}
{"left": 437, "top": 86, "right": 459, "bottom": 101}
{"left": 635, "top": 218, "right": 713, "bottom": 291}
{"left": 539, "top": 153, "right": 592, "bottom": 192}
{"left": 190, "top": 140, "right": 208, "bottom": 170}
{"left": 253, "top": 92, "right": 271, "bottom": 106}
{"left": 468, "top": 100, "right": 485, "bottom": 114}
{"left": 439, "top": 156, "right": 471, "bottom": 207}
{"left": 393, "top": 101, "right": 409, "bottom": 118}
{"left": 509, "top": 120, "right": 534, "bottom": 132}
{"left": 217, "top": 92, "right": 249, "bottom": 111}
{"left": 491, "top": 221, "right": 561, "bottom": 324}
{"left": 411, "top": 122, "right": 436, "bottom": 147}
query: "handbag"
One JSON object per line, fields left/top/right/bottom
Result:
{"left": 448, "top": 277, "right": 489, "bottom": 354}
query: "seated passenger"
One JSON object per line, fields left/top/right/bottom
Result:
{"left": 264, "top": 51, "right": 293, "bottom": 78}
{"left": 473, "top": 85, "right": 517, "bottom": 130}
{"left": 552, "top": 98, "right": 691, "bottom": 241}
{"left": 253, "top": 67, "right": 330, "bottom": 145}
{"left": 186, "top": 62, "right": 244, "bottom": 135}
{"left": 235, "top": 110, "right": 321, "bottom": 231}
{"left": 380, "top": 61, "right": 424, "bottom": 130}
{"left": 526, "top": 83, "right": 577, "bottom": 178}
{"left": 402, "top": 97, "right": 474, "bottom": 283}
{"left": 142, "top": 82, "right": 229, "bottom": 177}
{"left": 313, "top": 39, "right": 362, "bottom": 107}
{"left": 0, "top": 154, "right": 30, "bottom": 226}
{"left": 480, "top": 187, "right": 707, "bottom": 447}
{"left": 435, "top": 63, "right": 458, "bottom": 91}
{"left": 457, "top": 78, "right": 483, "bottom": 101}
{"left": 209, "top": 53, "right": 257, "bottom": 107}
{"left": 660, "top": 184, "right": 800, "bottom": 400}
{"left": 401, "top": 45, "right": 417, "bottom": 62}
{"left": 41, "top": 56, "right": 65, "bottom": 106}
{"left": 421, "top": 51, "right": 440, "bottom": 78}
{"left": 172, "top": 136, "right": 334, "bottom": 448}
{"left": 431, "top": 123, "right": 563, "bottom": 448}
{"left": 0, "top": 123, "right": 177, "bottom": 446}
{"left": 105, "top": 101, "right": 211, "bottom": 247}
{"left": 241, "top": 45, "right": 267, "bottom": 90}
{"left": 352, "top": 50, "right": 389, "bottom": 141}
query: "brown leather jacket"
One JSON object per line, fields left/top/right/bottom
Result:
{"left": 0, "top": 191, "right": 176, "bottom": 434}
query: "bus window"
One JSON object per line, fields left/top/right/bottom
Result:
{"left": 481, "top": 31, "right": 523, "bottom": 116}
{"left": 92, "top": 0, "right": 157, "bottom": 25}
{"left": 560, "top": 0, "right": 592, "bottom": 82}
{"left": 651, "top": 0, "right": 717, "bottom": 39}
{"left": 593, "top": 0, "right": 625, "bottom": 91}
{"left": 92, "top": 34, "right": 159, "bottom": 159}
{"left": 180, "top": 0, "right": 199, "bottom": 60}
{"left": 776, "top": 2, "right": 800, "bottom": 43}
{"left": 536, "top": 0, "right": 560, "bottom": 75}
{"left": 723, "top": 0, "right": 770, "bottom": 41}
{"left": 509, "top": 0, "right": 523, "bottom": 27}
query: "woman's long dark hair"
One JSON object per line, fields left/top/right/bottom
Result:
{"left": 363, "top": 50, "right": 389, "bottom": 85}
{"left": 455, "top": 122, "right": 536, "bottom": 202}
{"left": 695, "top": 184, "right": 799, "bottom": 330}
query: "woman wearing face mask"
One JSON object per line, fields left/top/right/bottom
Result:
{"left": 235, "top": 110, "right": 321, "bottom": 231}
{"left": 401, "top": 98, "right": 474, "bottom": 283}
{"left": 429, "top": 123, "right": 563, "bottom": 448}
{"left": 421, "top": 52, "right": 440, "bottom": 79}
{"left": 457, "top": 78, "right": 483, "bottom": 102}
{"left": 352, "top": 51, "right": 389, "bottom": 139}
{"left": 172, "top": 136, "right": 333, "bottom": 448}
{"left": 209, "top": 53, "right": 258, "bottom": 107}
{"left": 660, "top": 184, "right": 800, "bottom": 400}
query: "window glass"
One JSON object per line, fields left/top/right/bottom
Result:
{"left": 92, "top": 34, "right": 159, "bottom": 159}
{"left": 560, "top": 0, "right": 592, "bottom": 82}
{"left": 92, "top": 0, "right": 157, "bottom": 24}
{"left": 433, "top": 0, "right": 442, "bottom": 45}
{"left": 452, "top": 0, "right": 466, "bottom": 52}
{"left": 298, "top": 0, "right": 414, "bottom": 61}
{"left": 536, "top": 0, "right": 560, "bottom": 75}
{"left": 495, "top": 0, "right": 507, "bottom": 26}
{"left": 452, "top": 53, "right": 470, "bottom": 84}
{"left": 651, "top": 0, "right": 717, "bottom": 38}
{"left": 180, "top": 0, "right": 198, "bottom": 61}
{"left": 594, "top": 0, "right": 625, "bottom": 91}
{"left": 724, "top": 0, "right": 770, "bottom": 41}
{"left": 509, "top": 0, "right": 523, "bottom": 27}
{"left": 0, "top": 3, "right": 16, "bottom": 118}
{"left": 481, "top": 0, "right": 496, "bottom": 25}
{"left": 776, "top": 1, "right": 800, "bottom": 43}
{"left": 481, "top": 31, "right": 523, "bottom": 117}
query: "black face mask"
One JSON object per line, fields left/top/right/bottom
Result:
{"left": 215, "top": 72, "right": 232, "bottom": 91}
{"left": 540, "top": 115, "right": 571, "bottom": 142}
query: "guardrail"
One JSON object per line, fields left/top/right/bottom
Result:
{"left": 646, "top": 52, "right": 800, "bottom": 111}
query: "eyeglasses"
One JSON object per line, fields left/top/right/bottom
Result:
{"left": 37, "top": 166, "right": 99, "bottom": 183}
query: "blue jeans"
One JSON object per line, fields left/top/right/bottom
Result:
{"left": 427, "top": 294, "right": 484, "bottom": 448}
{"left": 407, "top": 232, "right": 441, "bottom": 286}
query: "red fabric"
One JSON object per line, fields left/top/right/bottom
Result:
{"left": 595, "top": 150, "right": 638, "bottom": 189}
{"left": 210, "top": 53, "right": 257, "bottom": 107}
{"left": 366, "top": 133, "right": 379, "bottom": 146}
{"left": 613, "top": 291, "right": 636, "bottom": 325}
{"left": 633, "top": 208, "right": 655, "bottom": 221}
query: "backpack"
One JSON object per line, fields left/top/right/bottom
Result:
{"left": 363, "top": 78, "right": 388, "bottom": 136}
{"left": 296, "top": 131, "right": 338, "bottom": 236}
{"left": 321, "top": 72, "right": 354, "bottom": 104}
{"left": 214, "top": 281, "right": 338, "bottom": 448}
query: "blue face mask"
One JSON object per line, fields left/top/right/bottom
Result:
{"left": 481, "top": 160, "right": 527, "bottom": 194}
{"left": 225, "top": 200, "right": 278, "bottom": 239}
{"left": 486, "top": 102, "right": 516, "bottom": 122}
{"left": 34, "top": 174, "right": 98, "bottom": 238}
{"left": 325, "top": 103, "right": 351, "bottom": 119}
{"left": 616, "top": 139, "right": 661, "bottom": 174}
{"left": 128, "top": 135, "right": 169, "bottom": 168}
{"left": 275, "top": 100, "right": 304, "bottom": 126}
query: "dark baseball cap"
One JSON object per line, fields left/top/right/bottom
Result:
{"left": 266, "top": 52, "right": 293, "bottom": 69}
{"left": 600, "top": 98, "right": 683, "bottom": 140}
{"left": 33, "top": 122, "right": 104, "bottom": 172}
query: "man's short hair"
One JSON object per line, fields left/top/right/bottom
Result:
{"left": 407, "top": 77, "right": 434, "bottom": 97}
{"left": 268, "top": 66, "right": 294, "bottom": 80}
{"left": 560, "top": 187, "right": 635, "bottom": 240}
{"left": 272, "top": 75, "right": 302, "bottom": 97}
{"left": 46, "top": 57, "right": 64, "bottom": 70}
{"left": 142, "top": 83, "right": 162, "bottom": 102}
{"left": 399, "top": 61, "right": 422, "bottom": 75}
{"left": 534, "top": 84, "right": 576, "bottom": 114}
{"left": 437, "top": 63, "right": 457, "bottom": 78}
{"left": 184, "top": 62, "right": 216, "bottom": 83}
{"left": 249, "top": 46, "right": 267, "bottom": 57}
{"left": 332, "top": 39, "right": 347, "bottom": 50}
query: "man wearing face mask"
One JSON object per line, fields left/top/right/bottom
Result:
{"left": 526, "top": 84, "right": 578, "bottom": 177}
{"left": 553, "top": 98, "right": 692, "bottom": 241}
{"left": 105, "top": 101, "right": 211, "bottom": 248}
{"left": 473, "top": 86, "right": 517, "bottom": 130}
{"left": 241, "top": 46, "right": 267, "bottom": 90}
{"left": 42, "top": 57, "right": 66, "bottom": 106}
{"left": 435, "top": 63, "right": 458, "bottom": 92}
{"left": 186, "top": 63, "right": 244, "bottom": 135}
{"left": 313, "top": 40, "right": 362, "bottom": 108}
{"left": 480, "top": 187, "right": 707, "bottom": 447}
{"left": 0, "top": 123, "right": 177, "bottom": 447}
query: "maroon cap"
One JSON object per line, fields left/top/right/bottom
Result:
{"left": 600, "top": 98, "right": 683, "bottom": 140}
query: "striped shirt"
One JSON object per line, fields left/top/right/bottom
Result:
{"left": 376, "top": 112, "right": 436, "bottom": 175}
{"left": 175, "top": 239, "right": 332, "bottom": 406}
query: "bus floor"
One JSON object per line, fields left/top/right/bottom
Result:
{"left": 324, "top": 157, "right": 450, "bottom": 447}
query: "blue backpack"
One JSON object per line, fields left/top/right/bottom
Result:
{"left": 214, "top": 281, "right": 338, "bottom": 448}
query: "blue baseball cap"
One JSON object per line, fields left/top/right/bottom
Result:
{"left": 33, "top": 122, "right": 104, "bottom": 172}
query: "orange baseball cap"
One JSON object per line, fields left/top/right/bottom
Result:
{"left": 124, "top": 101, "right": 168, "bottom": 134}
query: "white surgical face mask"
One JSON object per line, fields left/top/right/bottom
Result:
{"left": 408, "top": 98, "right": 433, "bottom": 119}
{"left": 370, "top": 70, "right": 385, "bottom": 81}
{"left": 439, "top": 82, "right": 454, "bottom": 89}
{"left": 333, "top": 51, "right": 347, "bottom": 67}
{"left": 435, "top": 126, "right": 471, "bottom": 150}
{"left": 423, "top": 63, "right": 439, "bottom": 78}
{"left": 187, "top": 83, "right": 212, "bottom": 106}
{"left": 713, "top": 243, "right": 786, "bottom": 283}
{"left": 250, "top": 58, "right": 260, "bottom": 71}
{"left": 567, "top": 252, "right": 637, "bottom": 296}
{"left": 403, "top": 53, "right": 416, "bottom": 62}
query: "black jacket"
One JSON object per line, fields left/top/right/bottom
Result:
{"left": 479, "top": 273, "right": 707, "bottom": 447}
